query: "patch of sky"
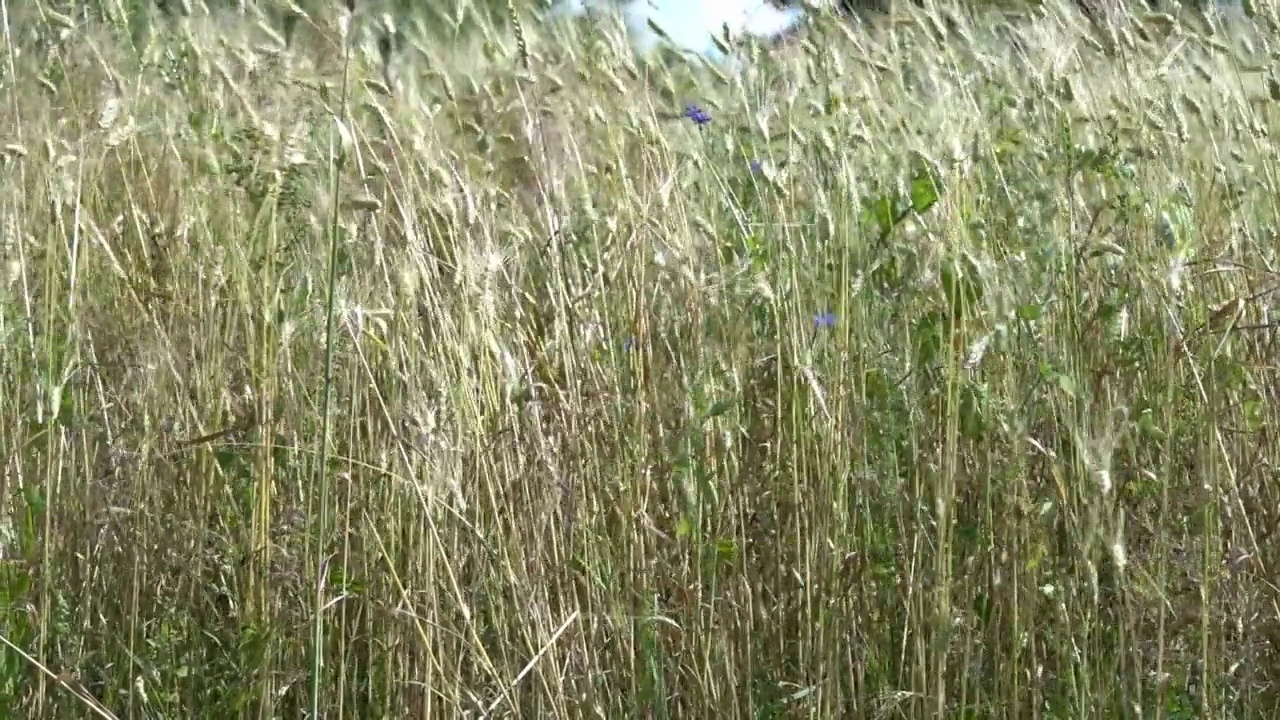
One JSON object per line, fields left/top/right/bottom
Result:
{"left": 548, "top": 0, "right": 808, "bottom": 66}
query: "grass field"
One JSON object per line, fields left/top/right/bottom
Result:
{"left": 3, "top": 0, "right": 1280, "bottom": 717}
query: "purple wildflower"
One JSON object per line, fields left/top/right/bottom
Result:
{"left": 814, "top": 311, "right": 837, "bottom": 328}
{"left": 683, "top": 105, "right": 712, "bottom": 126}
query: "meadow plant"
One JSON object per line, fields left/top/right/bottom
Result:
{"left": 3, "top": 0, "right": 1280, "bottom": 718}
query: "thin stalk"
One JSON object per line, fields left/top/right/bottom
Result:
{"left": 312, "top": 5, "right": 357, "bottom": 717}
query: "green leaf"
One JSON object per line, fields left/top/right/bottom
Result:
{"left": 914, "top": 310, "right": 944, "bottom": 368}
{"left": 958, "top": 383, "right": 990, "bottom": 441}
{"left": 1137, "top": 408, "right": 1167, "bottom": 441}
{"left": 1244, "top": 397, "right": 1265, "bottom": 432}
{"left": 713, "top": 537, "right": 736, "bottom": 561}
{"left": 861, "top": 193, "right": 899, "bottom": 236}
{"left": 676, "top": 516, "right": 694, "bottom": 539}
{"left": 910, "top": 167, "right": 942, "bottom": 214}
{"left": 703, "top": 399, "right": 734, "bottom": 420}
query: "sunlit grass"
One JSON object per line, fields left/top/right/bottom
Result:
{"left": 2, "top": 1, "right": 1280, "bottom": 718}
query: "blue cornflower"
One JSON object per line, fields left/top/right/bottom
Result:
{"left": 684, "top": 104, "right": 712, "bottom": 126}
{"left": 749, "top": 159, "right": 763, "bottom": 174}
{"left": 814, "top": 311, "right": 837, "bottom": 328}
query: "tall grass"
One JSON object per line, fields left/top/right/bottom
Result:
{"left": 2, "top": 0, "right": 1280, "bottom": 717}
